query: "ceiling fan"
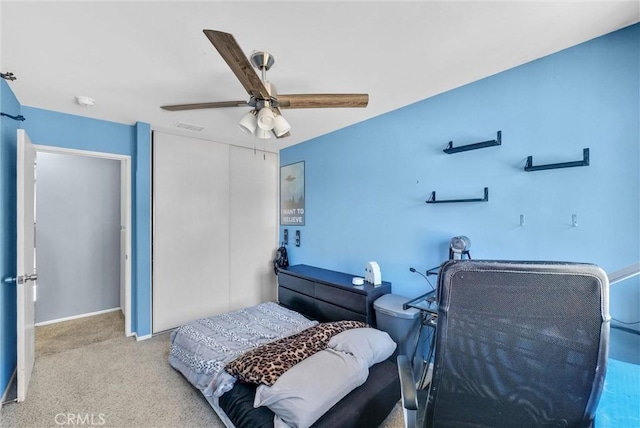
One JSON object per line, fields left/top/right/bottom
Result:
{"left": 161, "top": 30, "right": 369, "bottom": 139}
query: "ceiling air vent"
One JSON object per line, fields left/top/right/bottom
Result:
{"left": 175, "top": 121, "right": 204, "bottom": 132}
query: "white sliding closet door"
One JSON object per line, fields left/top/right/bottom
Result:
{"left": 229, "top": 147, "right": 278, "bottom": 311}
{"left": 153, "top": 132, "right": 230, "bottom": 333}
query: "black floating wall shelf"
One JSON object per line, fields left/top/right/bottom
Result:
{"left": 1, "top": 72, "right": 17, "bottom": 81}
{"left": 0, "top": 112, "right": 25, "bottom": 121}
{"left": 426, "top": 187, "right": 489, "bottom": 204}
{"left": 525, "top": 148, "right": 589, "bottom": 172}
{"left": 444, "top": 131, "right": 501, "bottom": 154}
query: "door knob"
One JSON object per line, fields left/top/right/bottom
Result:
{"left": 11, "top": 274, "right": 38, "bottom": 284}
{"left": 2, "top": 274, "right": 37, "bottom": 284}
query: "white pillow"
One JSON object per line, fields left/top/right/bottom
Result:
{"left": 327, "top": 327, "right": 397, "bottom": 367}
{"left": 254, "top": 348, "right": 369, "bottom": 428}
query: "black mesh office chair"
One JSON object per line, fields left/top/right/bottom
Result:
{"left": 398, "top": 260, "right": 610, "bottom": 428}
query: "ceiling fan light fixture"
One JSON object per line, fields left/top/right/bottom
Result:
{"left": 273, "top": 114, "right": 291, "bottom": 137}
{"left": 238, "top": 110, "right": 257, "bottom": 134}
{"left": 257, "top": 106, "right": 276, "bottom": 130}
{"left": 163, "top": 30, "right": 370, "bottom": 141}
{"left": 254, "top": 127, "right": 273, "bottom": 139}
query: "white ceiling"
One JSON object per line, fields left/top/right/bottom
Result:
{"left": 1, "top": 1, "right": 638, "bottom": 152}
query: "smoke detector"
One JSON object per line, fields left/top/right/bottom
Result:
{"left": 75, "top": 96, "right": 95, "bottom": 107}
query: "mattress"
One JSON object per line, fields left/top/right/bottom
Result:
{"left": 169, "top": 302, "right": 318, "bottom": 397}
{"left": 169, "top": 301, "right": 401, "bottom": 428}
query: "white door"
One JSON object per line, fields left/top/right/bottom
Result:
{"left": 229, "top": 146, "right": 278, "bottom": 310}
{"left": 152, "top": 132, "right": 230, "bottom": 333}
{"left": 16, "top": 129, "right": 37, "bottom": 402}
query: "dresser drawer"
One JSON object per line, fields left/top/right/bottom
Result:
{"left": 315, "top": 283, "right": 367, "bottom": 315}
{"left": 278, "top": 287, "right": 318, "bottom": 320}
{"left": 315, "top": 299, "right": 366, "bottom": 324}
{"left": 278, "top": 272, "right": 314, "bottom": 297}
{"left": 278, "top": 265, "right": 391, "bottom": 328}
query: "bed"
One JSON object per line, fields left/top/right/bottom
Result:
{"left": 169, "top": 278, "right": 401, "bottom": 428}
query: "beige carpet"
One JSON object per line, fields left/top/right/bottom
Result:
{"left": 35, "top": 310, "right": 125, "bottom": 358}
{"left": 1, "top": 312, "right": 404, "bottom": 428}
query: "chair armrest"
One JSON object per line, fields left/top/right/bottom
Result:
{"left": 397, "top": 355, "right": 418, "bottom": 411}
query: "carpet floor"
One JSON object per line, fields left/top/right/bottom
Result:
{"left": 1, "top": 312, "right": 404, "bottom": 428}
{"left": 35, "top": 310, "right": 125, "bottom": 358}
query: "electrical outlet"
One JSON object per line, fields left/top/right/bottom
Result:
{"left": 295, "top": 230, "right": 301, "bottom": 247}
{"left": 284, "top": 229, "right": 288, "bottom": 245}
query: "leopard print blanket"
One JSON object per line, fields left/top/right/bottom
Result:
{"left": 225, "top": 320, "right": 368, "bottom": 386}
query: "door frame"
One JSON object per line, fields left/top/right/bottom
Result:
{"left": 33, "top": 145, "right": 132, "bottom": 336}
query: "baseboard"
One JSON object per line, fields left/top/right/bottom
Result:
{"left": 135, "top": 333, "right": 152, "bottom": 341}
{"left": 35, "top": 307, "right": 121, "bottom": 327}
{"left": 1, "top": 368, "right": 17, "bottom": 406}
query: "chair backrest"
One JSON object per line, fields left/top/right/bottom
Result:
{"left": 425, "top": 260, "right": 609, "bottom": 428}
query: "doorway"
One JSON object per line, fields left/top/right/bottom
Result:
{"left": 33, "top": 146, "right": 131, "bottom": 336}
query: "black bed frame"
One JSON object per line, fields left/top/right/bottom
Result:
{"left": 216, "top": 269, "right": 401, "bottom": 428}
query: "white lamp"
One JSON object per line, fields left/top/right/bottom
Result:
{"left": 238, "top": 99, "right": 290, "bottom": 139}
{"left": 238, "top": 110, "right": 257, "bottom": 134}
{"left": 257, "top": 107, "right": 276, "bottom": 130}
{"left": 254, "top": 128, "right": 273, "bottom": 139}
{"left": 273, "top": 114, "right": 291, "bottom": 137}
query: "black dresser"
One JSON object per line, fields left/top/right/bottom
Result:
{"left": 277, "top": 264, "right": 392, "bottom": 327}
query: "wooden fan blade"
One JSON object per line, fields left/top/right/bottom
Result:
{"left": 203, "top": 29, "right": 270, "bottom": 99}
{"left": 277, "top": 94, "right": 369, "bottom": 109}
{"left": 161, "top": 101, "right": 248, "bottom": 111}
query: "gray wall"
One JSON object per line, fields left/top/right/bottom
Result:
{"left": 35, "top": 152, "right": 121, "bottom": 323}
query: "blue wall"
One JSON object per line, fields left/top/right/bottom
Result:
{"left": 20, "top": 107, "right": 152, "bottom": 338}
{"left": 21, "top": 107, "right": 135, "bottom": 155}
{"left": 280, "top": 23, "right": 640, "bottom": 322}
{"left": 0, "top": 79, "right": 21, "bottom": 397}
{"left": 0, "top": 97, "right": 152, "bottom": 395}
{"left": 134, "top": 122, "right": 151, "bottom": 336}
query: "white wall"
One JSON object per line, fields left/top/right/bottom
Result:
{"left": 35, "top": 152, "right": 121, "bottom": 323}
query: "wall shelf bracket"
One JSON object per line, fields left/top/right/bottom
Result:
{"left": 426, "top": 187, "right": 489, "bottom": 204}
{"left": 1, "top": 72, "right": 16, "bottom": 81}
{"left": 0, "top": 112, "right": 25, "bottom": 121}
{"left": 525, "top": 148, "right": 589, "bottom": 172}
{"left": 443, "top": 131, "right": 501, "bottom": 154}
